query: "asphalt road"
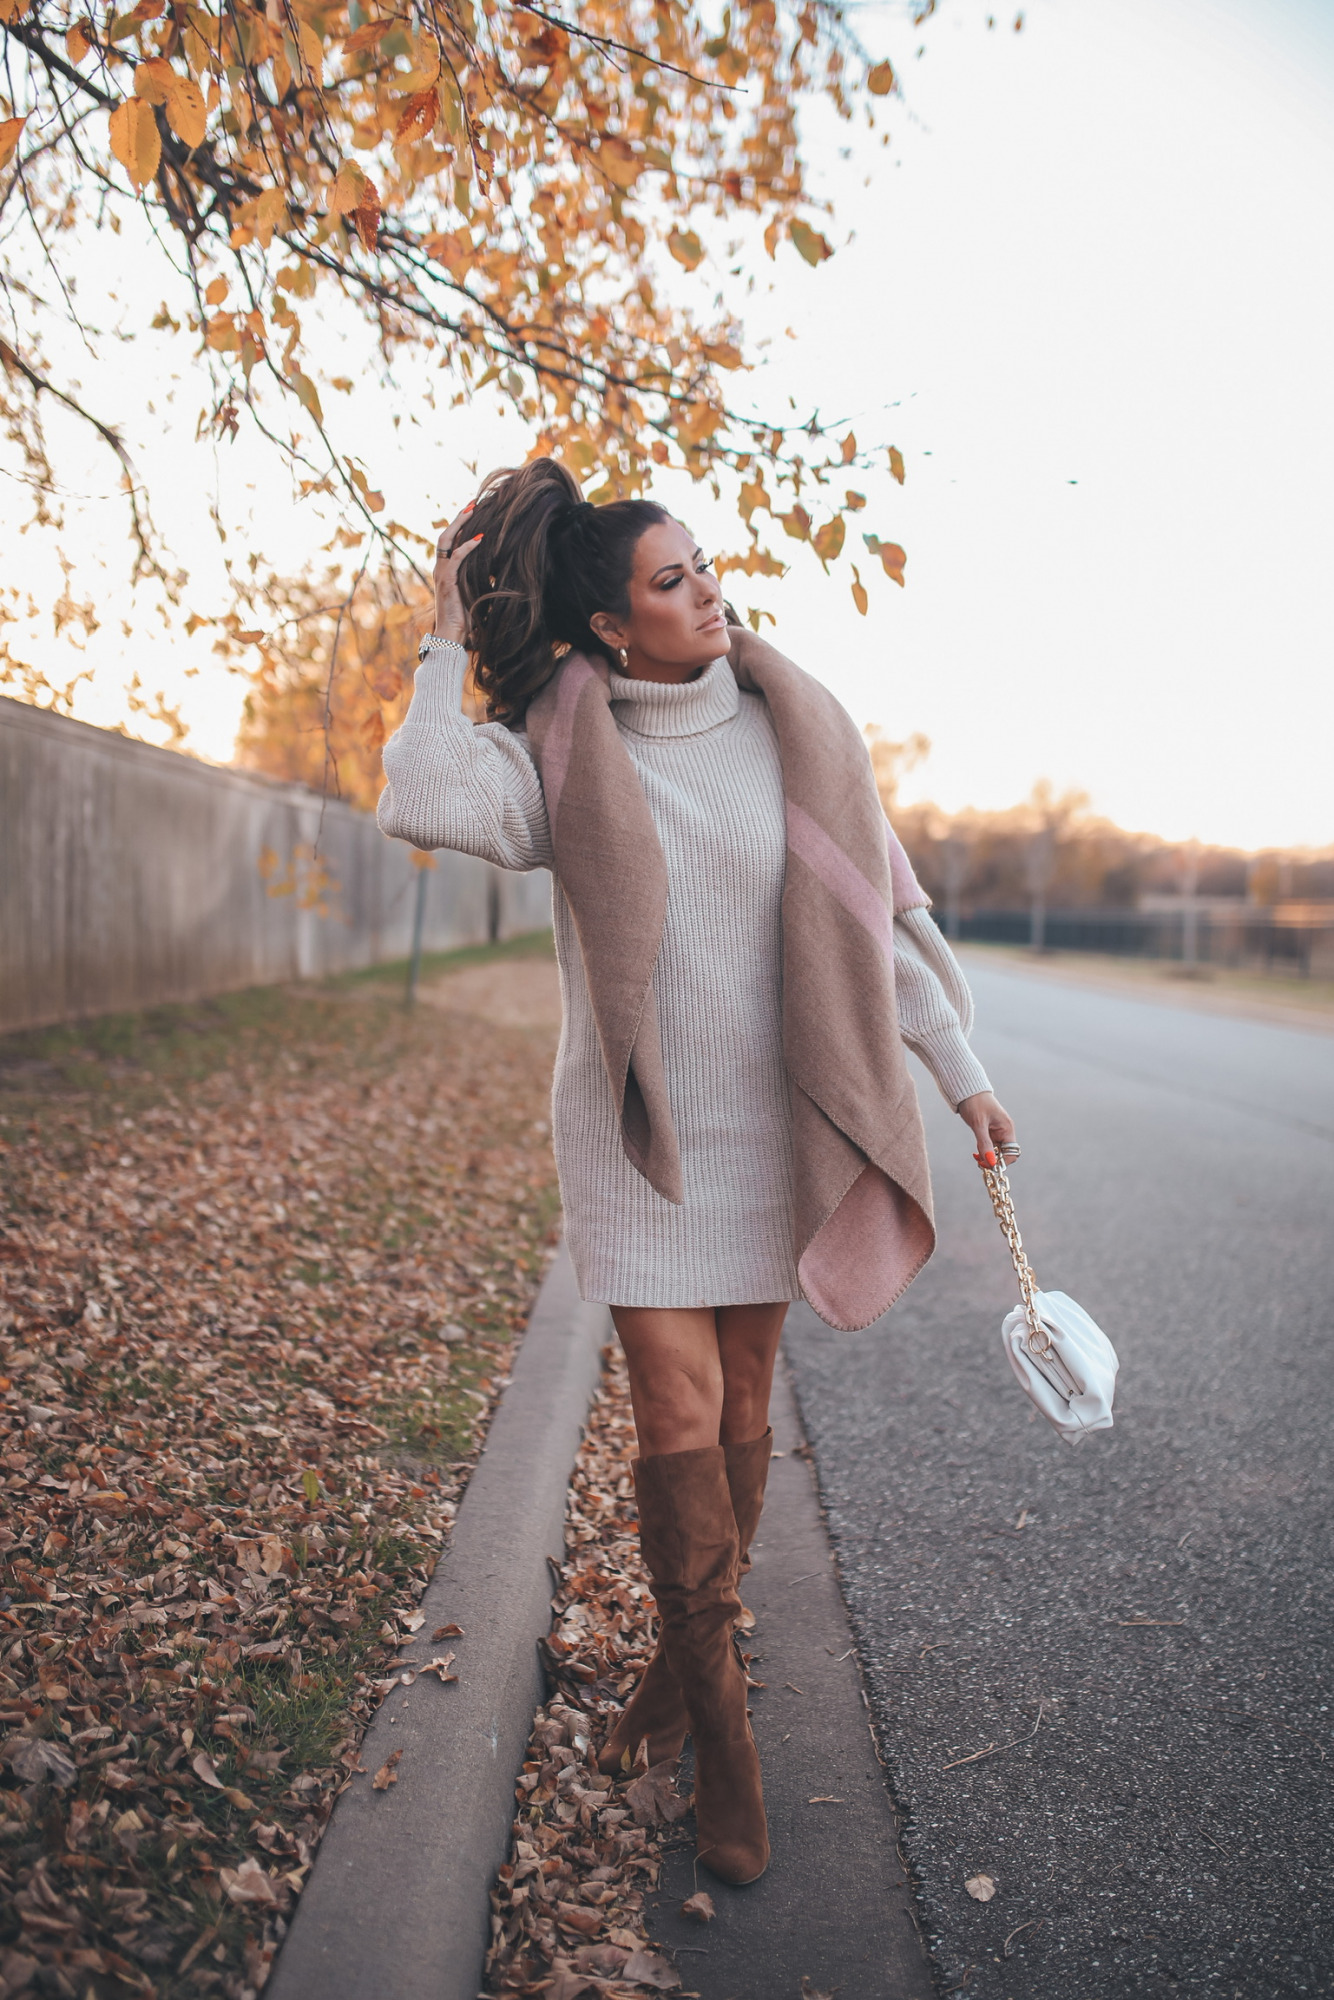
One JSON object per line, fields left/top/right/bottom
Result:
{"left": 785, "top": 958, "right": 1334, "bottom": 2000}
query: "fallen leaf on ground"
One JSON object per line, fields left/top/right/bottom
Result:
{"left": 422, "top": 1652, "right": 458, "bottom": 1682}
{"left": 8, "top": 1739, "right": 76, "bottom": 1787}
{"left": 625, "top": 1760, "right": 692, "bottom": 1826}
{"left": 966, "top": 1872, "right": 998, "bottom": 1902}
{"left": 680, "top": 1891, "right": 715, "bottom": 1923}
{"left": 432, "top": 1622, "right": 465, "bottom": 1639}
{"left": 622, "top": 1946, "right": 682, "bottom": 1989}
{"left": 220, "top": 1858, "right": 283, "bottom": 1906}
{"left": 372, "top": 1750, "right": 403, "bottom": 1790}
{"left": 0, "top": 973, "right": 561, "bottom": 1999}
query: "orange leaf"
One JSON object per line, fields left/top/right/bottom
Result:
{"left": 133, "top": 56, "right": 174, "bottom": 104}
{"left": 597, "top": 135, "right": 641, "bottom": 189}
{"left": 352, "top": 192, "right": 381, "bottom": 252}
{"left": 850, "top": 565, "right": 868, "bottom": 616}
{"left": 372, "top": 1749, "right": 402, "bottom": 1790}
{"left": 779, "top": 504, "right": 811, "bottom": 543}
{"left": 868, "top": 60, "right": 896, "bottom": 95}
{"left": 864, "top": 534, "right": 907, "bottom": 587}
{"left": 0, "top": 115, "right": 27, "bottom": 172}
{"left": 888, "top": 445, "right": 905, "bottom": 486}
{"left": 789, "top": 218, "right": 832, "bottom": 267}
{"left": 841, "top": 431, "right": 857, "bottom": 464}
{"left": 204, "top": 276, "right": 229, "bottom": 305}
{"left": 395, "top": 89, "right": 438, "bottom": 144}
{"left": 329, "top": 158, "right": 367, "bottom": 216}
{"left": 343, "top": 17, "right": 390, "bottom": 56}
{"left": 667, "top": 229, "right": 704, "bottom": 271}
{"left": 288, "top": 370, "right": 324, "bottom": 424}
{"left": 66, "top": 21, "right": 92, "bottom": 62}
{"left": 812, "top": 516, "right": 845, "bottom": 564}
{"left": 165, "top": 74, "right": 207, "bottom": 149}
{"left": 109, "top": 97, "right": 160, "bottom": 190}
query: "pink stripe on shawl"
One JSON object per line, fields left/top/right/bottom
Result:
{"left": 885, "top": 819, "right": 930, "bottom": 913}
{"left": 542, "top": 652, "right": 598, "bottom": 823}
{"left": 786, "top": 800, "right": 896, "bottom": 963}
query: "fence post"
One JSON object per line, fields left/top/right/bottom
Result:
{"left": 405, "top": 865, "right": 429, "bottom": 1009}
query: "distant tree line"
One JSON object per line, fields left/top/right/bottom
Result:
{"left": 865, "top": 730, "right": 1333, "bottom": 923}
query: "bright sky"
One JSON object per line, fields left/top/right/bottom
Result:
{"left": 7, "top": 0, "right": 1332, "bottom": 850}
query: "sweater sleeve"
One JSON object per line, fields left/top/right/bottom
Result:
{"left": 893, "top": 905, "right": 993, "bottom": 1108}
{"left": 377, "top": 638, "right": 554, "bottom": 872}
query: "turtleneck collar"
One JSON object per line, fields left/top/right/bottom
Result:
{"left": 607, "top": 654, "right": 739, "bottom": 739}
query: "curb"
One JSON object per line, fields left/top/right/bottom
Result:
{"left": 268, "top": 1242, "right": 610, "bottom": 2000}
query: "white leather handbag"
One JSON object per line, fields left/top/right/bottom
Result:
{"left": 981, "top": 1160, "right": 1118, "bottom": 1445}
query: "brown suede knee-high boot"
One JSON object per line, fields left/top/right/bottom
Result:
{"left": 632, "top": 1445, "right": 769, "bottom": 1885}
{"left": 597, "top": 1429, "right": 772, "bottom": 1777}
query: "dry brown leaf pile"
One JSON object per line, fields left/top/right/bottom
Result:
{"left": 0, "top": 972, "right": 560, "bottom": 1999}
{"left": 484, "top": 1344, "right": 714, "bottom": 2000}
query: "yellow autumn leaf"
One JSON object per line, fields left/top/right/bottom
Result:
{"left": 342, "top": 17, "right": 390, "bottom": 57}
{"left": 329, "top": 159, "right": 367, "bottom": 216}
{"left": 204, "top": 276, "right": 228, "bottom": 305}
{"left": 841, "top": 431, "right": 857, "bottom": 464}
{"left": 667, "top": 229, "right": 704, "bottom": 271}
{"left": 66, "top": 21, "right": 92, "bottom": 62}
{"left": 133, "top": 57, "right": 174, "bottom": 104}
{"left": 889, "top": 445, "right": 905, "bottom": 485}
{"left": 812, "top": 516, "right": 845, "bottom": 564}
{"left": 0, "top": 115, "right": 27, "bottom": 173}
{"left": 289, "top": 370, "right": 324, "bottom": 424}
{"left": 252, "top": 185, "right": 288, "bottom": 247}
{"left": 166, "top": 75, "right": 207, "bottom": 149}
{"left": 597, "top": 136, "right": 641, "bottom": 189}
{"left": 789, "top": 218, "right": 832, "bottom": 267}
{"left": 850, "top": 565, "right": 868, "bottom": 616}
{"left": 109, "top": 97, "right": 161, "bottom": 191}
{"left": 296, "top": 19, "right": 324, "bottom": 77}
{"left": 779, "top": 505, "right": 811, "bottom": 543}
{"left": 868, "top": 60, "right": 896, "bottom": 96}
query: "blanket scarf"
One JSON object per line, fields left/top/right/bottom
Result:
{"left": 525, "top": 625, "right": 937, "bottom": 1332}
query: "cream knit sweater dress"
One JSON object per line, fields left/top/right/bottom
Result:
{"left": 378, "top": 640, "right": 993, "bottom": 1310}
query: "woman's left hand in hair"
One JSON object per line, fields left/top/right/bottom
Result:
{"left": 956, "top": 1090, "right": 1017, "bottom": 1168}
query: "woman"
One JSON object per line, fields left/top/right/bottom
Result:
{"left": 378, "top": 458, "right": 1016, "bottom": 1887}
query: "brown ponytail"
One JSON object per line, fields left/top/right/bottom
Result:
{"left": 454, "top": 458, "right": 669, "bottom": 725}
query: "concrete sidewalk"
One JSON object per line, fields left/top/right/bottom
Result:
{"left": 645, "top": 1362, "right": 936, "bottom": 2000}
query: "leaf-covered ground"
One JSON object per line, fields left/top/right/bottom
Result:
{"left": 0, "top": 941, "right": 561, "bottom": 1999}
{"left": 484, "top": 1343, "right": 739, "bottom": 2000}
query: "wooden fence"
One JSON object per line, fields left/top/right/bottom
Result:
{"left": 0, "top": 697, "right": 551, "bottom": 1035}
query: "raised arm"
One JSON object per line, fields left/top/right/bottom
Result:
{"left": 377, "top": 638, "right": 553, "bottom": 872}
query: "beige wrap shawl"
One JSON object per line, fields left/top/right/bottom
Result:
{"left": 525, "top": 626, "right": 937, "bottom": 1332}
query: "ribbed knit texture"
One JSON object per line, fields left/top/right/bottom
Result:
{"left": 378, "top": 642, "right": 991, "bottom": 1308}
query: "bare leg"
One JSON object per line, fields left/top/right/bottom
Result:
{"left": 716, "top": 1303, "right": 787, "bottom": 1445}
{"left": 610, "top": 1302, "right": 788, "bottom": 1453}
{"left": 610, "top": 1305, "right": 725, "bottom": 1456}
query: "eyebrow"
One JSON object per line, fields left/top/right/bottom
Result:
{"left": 649, "top": 547, "right": 704, "bottom": 582}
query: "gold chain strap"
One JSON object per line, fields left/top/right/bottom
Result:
{"left": 979, "top": 1160, "right": 1054, "bottom": 1360}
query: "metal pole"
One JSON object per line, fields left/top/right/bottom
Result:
{"left": 405, "top": 865, "right": 429, "bottom": 1009}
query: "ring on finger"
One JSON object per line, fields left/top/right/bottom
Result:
{"left": 998, "top": 1141, "right": 1021, "bottom": 1161}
